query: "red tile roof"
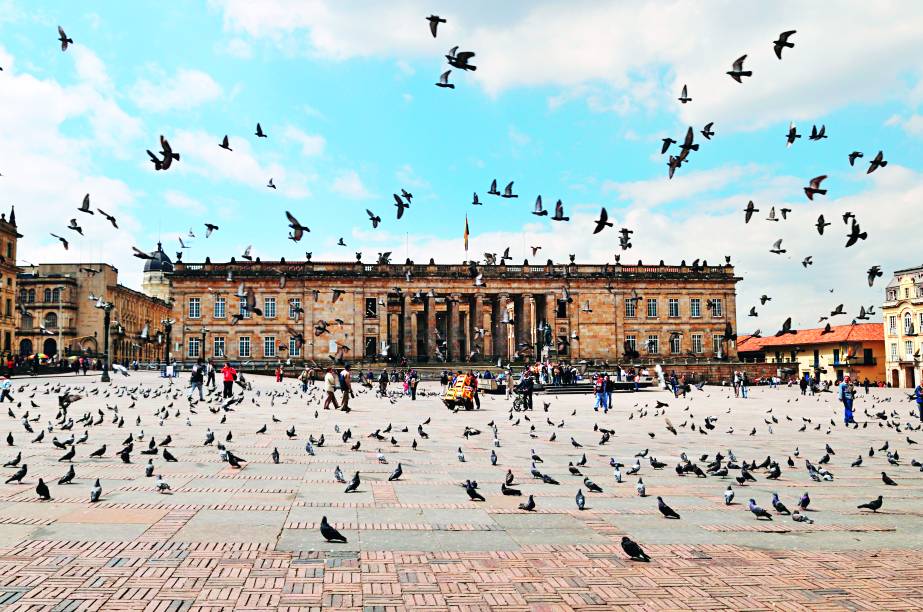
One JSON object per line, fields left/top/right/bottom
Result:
{"left": 737, "top": 334, "right": 771, "bottom": 352}
{"left": 757, "top": 322, "right": 883, "bottom": 348}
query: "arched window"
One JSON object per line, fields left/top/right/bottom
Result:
{"left": 905, "top": 312, "right": 913, "bottom": 334}
{"left": 43, "top": 288, "right": 51, "bottom": 302}
{"left": 20, "top": 314, "right": 33, "bottom": 330}
{"left": 18, "top": 289, "right": 25, "bottom": 303}
{"left": 27, "top": 289, "right": 35, "bottom": 303}
{"left": 52, "top": 288, "right": 61, "bottom": 303}
{"left": 43, "top": 312, "right": 58, "bottom": 329}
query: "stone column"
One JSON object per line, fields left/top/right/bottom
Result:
{"left": 449, "top": 293, "right": 462, "bottom": 361}
{"left": 378, "top": 293, "right": 388, "bottom": 359}
{"left": 425, "top": 293, "right": 437, "bottom": 360}
{"left": 497, "top": 293, "right": 511, "bottom": 360}
{"left": 480, "top": 295, "right": 493, "bottom": 358}
{"left": 402, "top": 293, "right": 414, "bottom": 359}
{"left": 469, "top": 295, "right": 483, "bottom": 358}
{"left": 522, "top": 293, "right": 535, "bottom": 356}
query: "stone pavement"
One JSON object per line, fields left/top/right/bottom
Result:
{"left": 0, "top": 371, "right": 920, "bottom": 610}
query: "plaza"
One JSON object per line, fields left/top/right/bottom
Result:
{"left": 0, "top": 371, "right": 919, "bottom": 610}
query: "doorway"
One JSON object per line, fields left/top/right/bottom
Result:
{"left": 891, "top": 369, "right": 900, "bottom": 388}
{"left": 906, "top": 367, "right": 916, "bottom": 388}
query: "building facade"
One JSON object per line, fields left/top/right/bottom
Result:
{"left": 0, "top": 208, "right": 21, "bottom": 357}
{"left": 169, "top": 258, "right": 740, "bottom": 364}
{"left": 758, "top": 322, "right": 884, "bottom": 383}
{"left": 16, "top": 263, "right": 173, "bottom": 362}
{"left": 883, "top": 265, "right": 923, "bottom": 388}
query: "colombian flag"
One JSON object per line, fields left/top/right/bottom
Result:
{"left": 464, "top": 214, "right": 469, "bottom": 252}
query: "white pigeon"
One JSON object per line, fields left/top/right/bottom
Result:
{"left": 724, "top": 485, "right": 734, "bottom": 505}
{"left": 636, "top": 478, "right": 646, "bottom": 497}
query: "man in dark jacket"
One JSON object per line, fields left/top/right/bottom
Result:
{"left": 517, "top": 371, "right": 534, "bottom": 411}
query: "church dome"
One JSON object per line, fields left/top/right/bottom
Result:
{"left": 143, "top": 242, "right": 173, "bottom": 273}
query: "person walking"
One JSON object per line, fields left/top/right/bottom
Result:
{"left": 468, "top": 370, "right": 480, "bottom": 409}
{"left": 221, "top": 362, "right": 237, "bottom": 398}
{"left": 799, "top": 375, "right": 808, "bottom": 395}
{"left": 323, "top": 367, "right": 340, "bottom": 410}
{"left": 298, "top": 367, "right": 310, "bottom": 393}
{"left": 339, "top": 364, "right": 354, "bottom": 411}
{"left": 378, "top": 369, "right": 388, "bottom": 395}
{"left": 838, "top": 375, "right": 857, "bottom": 425}
{"left": 593, "top": 373, "right": 608, "bottom": 413}
{"left": 863, "top": 377, "right": 870, "bottom": 395}
{"left": 740, "top": 372, "right": 749, "bottom": 398}
{"left": 0, "top": 376, "right": 13, "bottom": 403}
{"left": 409, "top": 369, "right": 418, "bottom": 401}
{"left": 440, "top": 370, "right": 449, "bottom": 393}
{"left": 187, "top": 358, "right": 205, "bottom": 401}
{"left": 205, "top": 360, "right": 216, "bottom": 389}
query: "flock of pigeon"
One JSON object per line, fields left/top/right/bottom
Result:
{"left": 3, "top": 363, "right": 921, "bottom": 563}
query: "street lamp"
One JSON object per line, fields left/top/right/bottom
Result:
{"left": 200, "top": 326, "right": 209, "bottom": 361}
{"left": 161, "top": 318, "right": 174, "bottom": 369}
{"left": 92, "top": 297, "right": 115, "bottom": 383}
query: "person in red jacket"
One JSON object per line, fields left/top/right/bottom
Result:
{"left": 221, "top": 362, "right": 237, "bottom": 398}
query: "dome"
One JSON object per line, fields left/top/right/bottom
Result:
{"left": 143, "top": 242, "right": 173, "bottom": 273}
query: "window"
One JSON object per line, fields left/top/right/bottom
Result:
{"left": 20, "top": 313, "right": 32, "bottom": 329}
{"left": 905, "top": 312, "right": 914, "bottom": 335}
{"left": 713, "top": 334, "right": 722, "bottom": 354}
{"left": 4, "top": 299, "right": 9, "bottom": 317}
{"left": 647, "top": 334, "right": 659, "bottom": 354}
{"left": 43, "top": 289, "right": 51, "bottom": 302}
{"left": 556, "top": 299, "right": 567, "bottom": 318}
{"left": 365, "top": 297, "right": 378, "bottom": 318}
{"left": 646, "top": 298, "right": 657, "bottom": 318}
{"left": 692, "top": 333, "right": 703, "bottom": 354}
{"left": 889, "top": 316, "right": 897, "bottom": 334}
{"left": 668, "top": 298, "right": 679, "bottom": 318}
{"left": 709, "top": 298, "right": 723, "bottom": 317}
{"left": 625, "top": 299, "right": 636, "bottom": 318}
{"left": 51, "top": 288, "right": 61, "bottom": 303}
{"left": 27, "top": 289, "right": 34, "bottom": 303}
{"left": 263, "top": 336, "right": 276, "bottom": 357}
{"left": 690, "top": 298, "right": 701, "bottom": 318}
{"left": 669, "top": 333, "right": 681, "bottom": 354}
{"left": 891, "top": 342, "right": 898, "bottom": 361}
{"left": 214, "top": 296, "right": 226, "bottom": 319}
{"left": 919, "top": 313, "right": 923, "bottom": 331}
{"left": 906, "top": 340, "right": 913, "bottom": 359}
{"left": 18, "top": 289, "right": 25, "bottom": 304}
{"left": 887, "top": 289, "right": 897, "bottom": 301}
{"left": 365, "top": 336, "right": 377, "bottom": 357}
{"left": 43, "top": 312, "right": 57, "bottom": 328}
{"left": 187, "top": 337, "right": 200, "bottom": 358}
{"left": 213, "top": 336, "right": 225, "bottom": 358}
{"left": 238, "top": 336, "right": 251, "bottom": 357}
{"left": 833, "top": 348, "right": 840, "bottom": 364}
{"left": 239, "top": 297, "right": 252, "bottom": 318}
{"left": 5, "top": 243, "right": 10, "bottom": 259}
{"left": 264, "top": 297, "right": 276, "bottom": 319}
{"left": 289, "top": 336, "right": 301, "bottom": 357}
{"left": 625, "top": 334, "right": 636, "bottom": 351}
{"left": 188, "top": 297, "right": 201, "bottom": 319}
{"left": 905, "top": 288, "right": 910, "bottom": 299}
{"left": 289, "top": 298, "right": 301, "bottom": 319}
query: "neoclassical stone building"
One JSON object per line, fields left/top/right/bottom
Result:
{"left": 169, "top": 258, "right": 740, "bottom": 364}
{"left": 0, "top": 208, "right": 22, "bottom": 356}
{"left": 16, "top": 263, "right": 172, "bottom": 362}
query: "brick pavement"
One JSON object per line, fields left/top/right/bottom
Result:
{"left": 0, "top": 372, "right": 919, "bottom": 610}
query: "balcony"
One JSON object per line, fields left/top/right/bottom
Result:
{"left": 17, "top": 327, "right": 78, "bottom": 336}
{"left": 832, "top": 357, "right": 877, "bottom": 366}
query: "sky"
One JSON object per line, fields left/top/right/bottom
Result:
{"left": 0, "top": 0, "right": 922, "bottom": 334}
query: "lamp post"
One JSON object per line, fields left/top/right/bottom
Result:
{"left": 94, "top": 300, "right": 115, "bottom": 383}
{"left": 161, "top": 318, "right": 174, "bottom": 367}
{"left": 200, "top": 326, "right": 209, "bottom": 361}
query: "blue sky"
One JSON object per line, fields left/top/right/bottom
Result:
{"left": 1, "top": 1, "right": 922, "bottom": 332}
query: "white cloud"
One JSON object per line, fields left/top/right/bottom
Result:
{"left": 224, "top": 38, "right": 253, "bottom": 59}
{"left": 212, "top": 1, "right": 923, "bottom": 129}
{"left": 170, "top": 129, "right": 312, "bottom": 198}
{"left": 395, "top": 164, "right": 428, "bottom": 189}
{"left": 331, "top": 170, "right": 372, "bottom": 199}
{"left": 164, "top": 191, "right": 206, "bottom": 215}
{"left": 130, "top": 68, "right": 224, "bottom": 112}
{"left": 602, "top": 164, "right": 760, "bottom": 208}
{"left": 282, "top": 124, "right": 326, "bottom": 156}
{"left": 886, "top": 113, "right": 923, "bottom": 136}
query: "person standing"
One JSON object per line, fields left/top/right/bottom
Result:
{"left": 440, "top": 370, "right": 449, "bottom": 393}
{"left": 187, "top": 358, "right": 205, "bottom": 401}
{"left": 206, "top": 360, "right": 216, "bottom": 390}
{"left": 517, "top": 371, "right": 534, "bottom": 411}
{"left": 323, "top": 367, "right": 339, "bottom": 410}
{"left": 409, "top": 369, "right": 418, "bottom": 401}
{"left": 221, "top": 362, "right": 237, "bottom": 398}
{"left": 378, "top": 369, "right": 388, "bottom": 395}
{"left": 298, "top": 367, "right": 310, "bottom": 393}
{"left": 838, "top": 375, "right": 857, "bottom": 425}
{"left": 339, "top": 364, "right": 353, "bottom": 411}
{"left": 799, "top": 375, "right": 808, "bottom": 395}
{"left": 274, "top": 366, "right": 283, "bottom": 383}
{"left": 740, "top": 372, "right": 749, "bottom": 398}
{"left": 913, "top": 382, "right": 923, "bottom": 422}
{"left": 863, "top": 377, "right": 870, "bottom": 395}
{"left": 468, "top": 370, "right": 479, "bottom": 409}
